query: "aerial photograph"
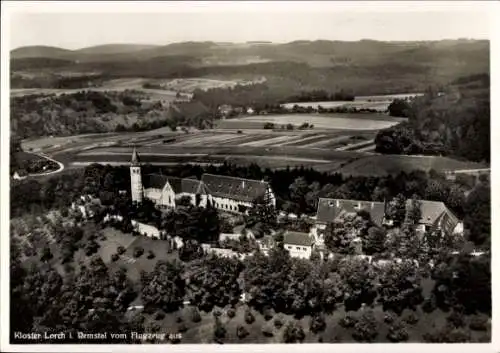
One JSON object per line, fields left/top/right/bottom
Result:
{"left": 4, "top": 1, "right": 492, "bottom": 348}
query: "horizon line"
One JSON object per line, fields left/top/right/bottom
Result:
{"left": 10, "top": 37, "right": 490, "bottom": 52}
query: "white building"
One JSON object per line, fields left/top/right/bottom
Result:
{"left": 130, "top": 149, "right": 276, "bottom": 214}
{"left": 283, "top": 231, "right": 314, "bottom": 259}
{"left": 131, "top": 220, "right": 162, "bottom": 239}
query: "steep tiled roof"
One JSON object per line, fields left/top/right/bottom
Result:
{"left": 408, "top": 200, "right": 460, "bottom": 230}
{"left": 316, "top": 198, "right": 385, "bottom": 226}
{"left": 143, "top": 174, "right": 208, "bottom": 195}
{"left": 284, "top": 231, "right": 314, "bottom": 247}
{"left": 407, "top": 200, "right": 447, "bottom": 225}
{"left": 201, "top": 173, "right": 269, "bottom": 203}
{"left": 143, "top": 174, "right": 169, "bottom": 190}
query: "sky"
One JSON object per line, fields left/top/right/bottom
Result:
{"left": 6, "top": 1, "right": 492, "bottom": 50}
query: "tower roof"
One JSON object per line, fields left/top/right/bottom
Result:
{"left": 131, "top": 147, "right": 140, "bottom": 165}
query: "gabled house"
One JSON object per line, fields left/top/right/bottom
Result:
{"left": 405, "top": 199, "right": 463, "bottom": 236}
{"left": 310, "top": 197, "right": 463, "bottom": 244}
{"left": 200, "top": 173, "right": 276, "bottom": 213}
{"left": 310, "top": 198, "right": 386, "bottom": 246}
{"left": 283, "top": 231, "right": 315, "bottom": 259}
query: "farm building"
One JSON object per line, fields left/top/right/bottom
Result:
{"left": 130, "top": 148, "right": 276, "bottom": 214}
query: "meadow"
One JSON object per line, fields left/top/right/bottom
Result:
{"left": 219, "top": 114, "right": 402, "bottom": 130}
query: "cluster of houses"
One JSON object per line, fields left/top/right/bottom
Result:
{"left": 74, "top": 149, "right": 468, "bottom": 261}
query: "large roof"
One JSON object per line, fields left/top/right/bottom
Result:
{"left": 284, "top": 231, "right": 314, "bottom": 247}
{"left": 316, "top": 198, "right": 386, "bottom": 226}
{"left": 201, "top": 173, "right": 269, "bottom": 203}
{"left": 143, "top": 174, "right": 208, "bottom": 194}
{"left": 143, "top": 174, "right": 169, "bottom": 190}
{"left": 407, "top": 199, "right": 459, "bottom": 227}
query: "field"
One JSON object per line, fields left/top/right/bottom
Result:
{"left": 217, "top": 114, "right": 403, "bottom": 130}
{"left": 95, "top": 227, "right": 178, "bottom": 283}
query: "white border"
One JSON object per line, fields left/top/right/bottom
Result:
{"left": 1, "top": 1, "right": 498, "bottom": 352}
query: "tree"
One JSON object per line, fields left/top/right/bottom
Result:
{"left": 236, "top": 325, "right": 249, "bottom": 339}
{"left": 141, "top": 260, "right": 185, "bottom": 313}
{"left": 338, "top": 257, "right": 377, "bottom": 311}
{"left": 282, "top": 321, "right": 305, "bottom": 343}
{"left": 463, "top": 184, "right": 490, "bottom": 247}
{"left": 186, "top": 254, "right": 244, "bottom": 312}
{"left": 385, "top": 194, "right": 407, "bottom": 226}
{"left": 352, "top": 310, "right": 378, "bottom": 342}
{"left": 213, "top": 317, "right": 226, "bottom": 343}
{"left": 179, "top": 240, "right": 204, "bottom": 262}
{"left": 40, "top": 247, "right": 53, "bottom": 262}
{"left": 289, "top": 177, "right": 309, "bottom": 213}
{"left": 388, "top": 99, "right": 411, "bottom": 117}
{"left": 432, "top": 254, "right": 491, "bottom": 315}
{"left": 363, "top": 226, "right": 387, "bottom": 255}
{"left": 133, "top": 246, "right": 145, "bottom": 258}
{"left": 405, "top": 195, "right": 422, "bottom": 225}
{"left": 309, "top": 313, "right": 326, "bottom": 334}
{"left": 387, "top": 320, "right": 409, "bottom": 342}
{"left": 378, "top": 260, "right": 424, "bottom": 314}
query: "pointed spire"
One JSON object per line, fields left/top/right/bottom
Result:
{"left": 131, "top": 146, "right": 140, "bottom": 166}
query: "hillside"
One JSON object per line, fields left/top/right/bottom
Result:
{"left": 374, "top": 73, "right": 490, "bottom": 163}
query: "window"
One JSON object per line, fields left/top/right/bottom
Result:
{"left": 287, "top": 246, "right": 292, "bottom": 249}
{"left": 296, "top": 247, "right": 301, "bottom": 250}
{"left": 303, "top": 247, "right": 307, "bottom": 251}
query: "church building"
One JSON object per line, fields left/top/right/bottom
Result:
{"left": 129, "top": 148, "right": 276, "bottom": 213}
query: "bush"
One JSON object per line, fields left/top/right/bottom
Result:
{"left": 422, "top": 297, "right": 437, "bottom": 313}
{"left": 117, "top": 245, "right": 126, "bottom": 255}
{"left": 111, "top": 253, "right": 119, "bottom": 262}
{"left": 352, "top": 310, "right": 378, "bottom": 343}
{"left": 213, "top": 310, "right": 222, "bottom": 318}
{"left": 190, "top": 307, "right": 202, "bottom": 323}
{"left": 403, "top": 312, "right": 419, "bottom": 325}
{"left": 133, "top": 246, "right": 144, "bottom": 258}
{"left": 309, "top": 314, "right": 326, "bottom": 334}
{"left": 282, "top": 322, "right": 305, "bottom": 343}
{"left": 227, "top": 308, "right": 236, "bottom": 319}
{"left": 237, "top": 130, "right": 243, "bottom": 134}
{"left": 387, "top": 321, "right": 409, "bottom": 342}
{"left": 384, "top": 312, "right": 395, "bottom": 324}
{"left": 446, "top": 310, "right": 466, "bottom": 328}
{"left": 236, "top": 325, "right": 249, "bottom": 339}
{"left": 176, "top": 316, "right": 183, "bottom": 323}
{"left": 155, "top": 311, "right": 165, "bottom": 321}
{"left": 244, "top": 309, "right": 255, "bottom": 324}
{"left": 339, "top": 314, "right": 357, "bottom": 328}
{"left": 263, "top": 307, "right": 274, "bottom": 321}
{"left": 178, "top": 323, "right": 188, "bottom": 333}
{"left": 262, "top": 324, "right": 274, "bottom": 337}
{"left": 147, "top": 250, "right": 155, "bottom": 259}
{"left": 469, "top": 314, "right": 488, "bottom": 331}
{"left": 274, "top": 316, "right": 284, "bottom": 329}
{"left": 213, "top": 317, "right": 226, "bottom": 343}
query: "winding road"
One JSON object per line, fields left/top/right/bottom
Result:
{"left": 25, "top": 152, "right": 65, "bottom": 177}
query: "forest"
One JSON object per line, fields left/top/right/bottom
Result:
{"left": 375, "top": 74, "right": 490, "bottom": 163}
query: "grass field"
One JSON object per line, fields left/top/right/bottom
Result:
{"left": 219, "top": 114, "right": 403, "bottom": 130}
{"left": 97, "top": 227, "right": 178, "bottom": 282}
{"left": 337, "top": 154, "right": 486, "bottom": 176}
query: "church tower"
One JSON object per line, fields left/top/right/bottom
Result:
{"left": 130, "top": 147, "right": 143, "bottom": 203}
